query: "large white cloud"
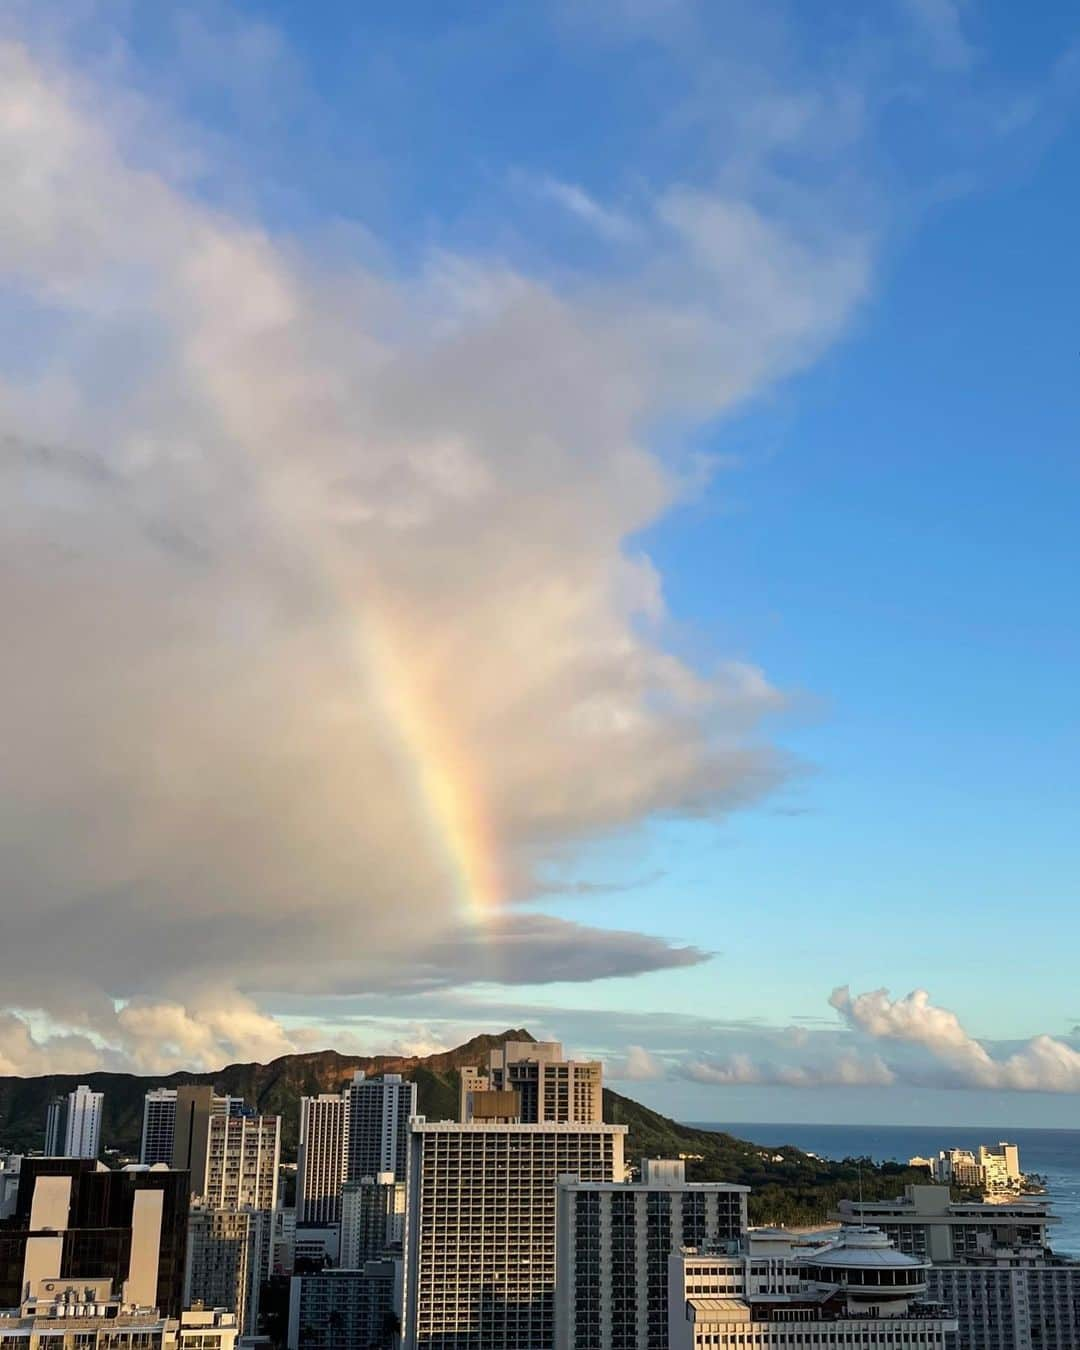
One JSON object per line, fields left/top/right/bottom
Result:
{"left": 0, "top": 23, "right": 872, "bottom": 1068}
{"left": 831, "top": 986, "right": 1080, "bottom": 1093}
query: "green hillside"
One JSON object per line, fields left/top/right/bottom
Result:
{"left": 0, "top": 1031, "right": 928, "bottom": 1226}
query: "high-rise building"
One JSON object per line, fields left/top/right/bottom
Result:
{"left": 43, "top": 1086, "right": 103, "bottom": 1159}
{"left": 203, "top": 1113, "right": 280, "bottom": 1211}
{"left": 141, "top": 1089, "right": 179, "bottom": 1167}
{"left": 458, "top": 1067, "right": 491, "bottom": 1123}
{"left": 347, "top": 1073, "right": 416, "bottom": 1183}
{"left": 341, "top": 1173, "right": 406, "bottom": 1269}
{"left": 461, "top": 1041, "right": 603, "bottom": 1126}
{"left": 171, "top": 1086, "right": 215, "bottom": 1193}
{"left": 43, "top": 1097, "right": 66, "bottom": 1156}
{"left": 403, "top": 1118, "right": 626, "bottom": 1350}
{"left": 184, "top": 1205, "right": 270, "bottom": 1337}
{"left": 169, "top": 1088, "right": 250, "bottom": 1199}
{"left": 287, "top": 1261, "right": 401, "bottom": 1350}
{"left": 909, "top": 1143, "right": 1026, "bottom": 1192}
{"left": 297, "top": 1093, "right": 350, "bottom": 1225}
{"left": 1, "top": 1159, "right": 190, "bottom": 1316}
{"left": 669, "top": 1227, "right": 957, "bottom": 1350}
{"left": 555, "top": 1159, "right": 749, "bottom": 1350}
{"left": 0, "top": 1154, "right": 20, "bottom": 1221}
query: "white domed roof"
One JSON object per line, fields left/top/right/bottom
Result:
{"left": 804, "top": 1226, "right": 926, "bottom": 1269}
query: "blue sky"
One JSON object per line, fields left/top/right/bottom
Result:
{"left": 1, "top": 0, "right": 1078, "bottom": 1127}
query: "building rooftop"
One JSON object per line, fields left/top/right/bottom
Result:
{"left": 805, "top": 1225, "right": 927, "bottom": 1270}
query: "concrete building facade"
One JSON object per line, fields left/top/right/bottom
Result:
{"left": 832, "top": 1185, "right": 1056, "bottom": 1262}
{"left": 141, "top": 1089, "right": 179, "bottom": 1168}
{"left": 836, "top": 1184, "right": 1080, "bottom": 1350}
{"left": 287, "top": 1262, "right": 400, "bottom": 1350}
{"left": 0, "top": 1279, "right": 239, "bottom": 1350}
{"left": 554, "top": 1159, "right": 749, "bottom": 1350}
{"left": 404, "top": 1119, "right": 626, "bottom": 1350}
{"left": 346, "top": 1073, "right": 416, "bottom": 1183}
{"left": 183, "top": 1205, "right": 270, "bottom": 1338}
{"left": 297, "top": 1093, "right": 349, "bottom": 1225}
{"left": 56, "top": 1087, "right": 103, "bottom": 1160}
{"left": 341, "top": 1173, "right": 405, "bottom": 1269}
{"left": 460, "top": 1042, "right": 603, "bottom": 1126}
{"left": 669, "top": 1228, "right": 957, "bottom": 1350}
{"left": 203, "top": 1114, "right": 280, "bottom": 1212}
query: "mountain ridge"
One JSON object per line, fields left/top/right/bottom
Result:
{"left": 0, "top": 1027, "right": 930, "bottom": 1226}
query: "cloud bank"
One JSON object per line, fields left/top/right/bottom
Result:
{"left": 607, "top": 987, "right": 1080, "bottom": 1096}
{"left": 0, "top": 18, "right": 873, "bottom": 1071}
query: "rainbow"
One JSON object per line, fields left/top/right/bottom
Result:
{"left": 358, "top": 600, "right": 503, "bottom": 927}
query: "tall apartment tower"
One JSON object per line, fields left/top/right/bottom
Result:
{"left": 185, "top": 1204, "right": 273, "bottom": 1337}
{"left": 184, "top": 1114, "right": 279, "bottom": 1337}
{"left": 61, "top": 1085, "right": 104, "bottom": 1159}
{"left": 347, "top": 1072, "right": 417, "bottom": 1182}
{"left": 341, "top": 1172, "right": 406, "bottom": 1268}
{"left": 461, "top": 1041, "right": 603, "bottom": 1125}
{"left": 172, "top": 1085, "right": 215, "bottom": 1191}
{"left": 404, "top": 1118, "right": 626, "bottom": 1350}
{"left": 554, "top": 1159, "right": 750, "bottom": 1350}
{"left": 169, "top": 1086, "right": 248, "bottom": 1197}
{"left": 204, "top": 1112, "right": 281, "bottom": 1211}
{"left": 297, "top": 1093, "right": 350, "bottom": 1225}
{"left": 141, "top": 1088, "right": 179, "bottom": 1166}
{"left": 43, "top": 1096, "right": 67, "bottom": 1155}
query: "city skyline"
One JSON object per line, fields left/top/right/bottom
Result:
{"left": 1, "top": 1, "right": 1079, "bottom": 1131}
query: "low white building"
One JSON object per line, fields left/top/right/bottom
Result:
{"left": 671, "top": 1226, "right": 957, "bottom": 1350}
{"left": 0, "top": 1278, "right": 238, "bottom": 1350}
{"left": 836, "top": 1183, "right": 1080, "bottom": 1349}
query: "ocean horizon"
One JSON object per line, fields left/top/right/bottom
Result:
{"left": 689, "top": 1121, "right": 1080, "bottom": 1256}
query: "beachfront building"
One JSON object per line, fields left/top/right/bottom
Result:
{"left": 836, "top": 1184, "right": 1080, "bottom": 1350}
{"left": 832, "top": 1184, "right": 1055, "bottom": 1261}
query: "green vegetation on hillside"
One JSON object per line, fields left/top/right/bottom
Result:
{"left": 0, "top": 1035, "right": 928, "bottom": 1227}
{"left": 604, "top": 1087, "right": 932, "bottom": 1226}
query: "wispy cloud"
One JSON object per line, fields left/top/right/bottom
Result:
{"left": 527, "top": 175, "right": 638, "bottom": 241}
{"left": 898, "top": 0, "right": 975, "bottom": 72}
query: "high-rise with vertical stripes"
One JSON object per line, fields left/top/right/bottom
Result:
{"left": 347, "top": 1072, "right": 416, "bottom": 1182}
{"left": 297, "top": 1092, "right": 350, "bottom": 1225}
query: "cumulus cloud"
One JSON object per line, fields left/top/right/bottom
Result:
{"left": 608, "top": 1045, "right": 667, "bottom": 1081}
{"left": 831, "top": 986, "right": 1080, "bottom": 1093}
{"left": 0, "top": 995, "right": 309, "bottom": 1076}
{"left": 0, "top": 17, "right": 874, "bottom": 1068}
{"left": 682, "top": 1051, "right": 895, "bottom": 1088}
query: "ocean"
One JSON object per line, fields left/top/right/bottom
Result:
{"left": 694, "top": 1122, "right": 1080, "bottom": 1256}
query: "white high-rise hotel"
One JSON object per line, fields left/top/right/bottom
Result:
{"left": 297, "top": 1093, "right": 350, "bottom": 1225}
{"left": 63, "top": 1085, "right": 104, "bottom": 1159}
